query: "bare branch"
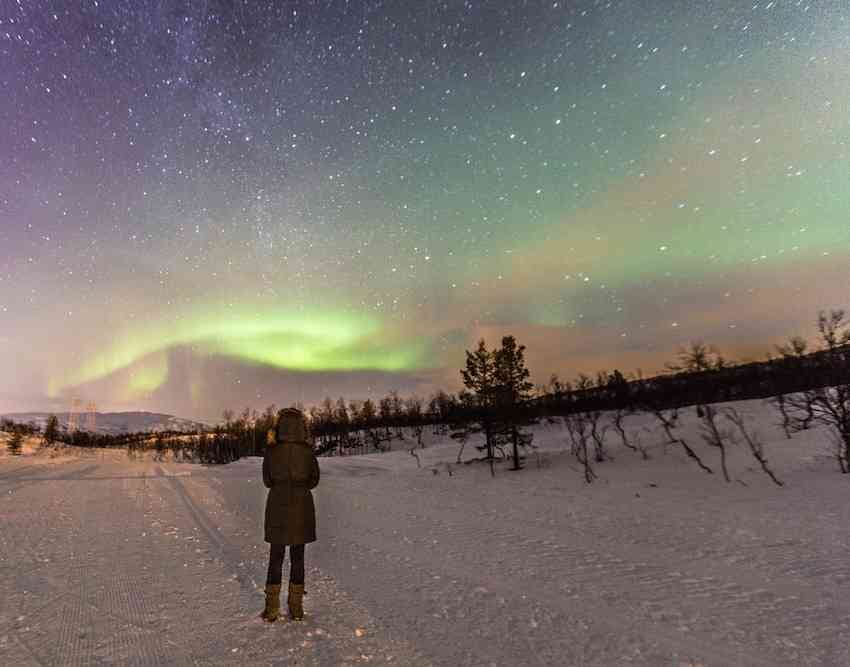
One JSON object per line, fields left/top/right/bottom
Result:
{"left": 652, "top": 407, "right": 713, "bottom": 475}
{"left": 563, "top": 411, "right": 597, "bottom": 483}
{"left": 698, "top": 404, "right": 735, "bottom": 482}
{"left": 725, "top": 407, "right": 784, "bottom": 486}
{"left": 612, "top": 407, "right": 649, "bottom": 459}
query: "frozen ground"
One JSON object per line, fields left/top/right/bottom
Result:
{"left": 1, "top": 396, "right": 849, "bottom": 666}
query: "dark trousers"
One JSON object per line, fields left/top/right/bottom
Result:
{"left": 266, "top": 543, "right": 305, "bottom": 585}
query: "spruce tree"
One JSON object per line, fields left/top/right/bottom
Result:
{"left": 458, "top": 339, "right": 498, "bottom": 461}
{"left": 493, "top": 335, "right": 536, "bottom": 471}
{"left": 335, "top": 397, "right": 350, "bottom": 455}
{"left": 404, "top": 395, "right": 425, "bottom": 448}
{"left": 43, "top": 414, "right": 60, "bottom": 447}
{"left": 378, "top": 395, "right": 394, "bottom": 439}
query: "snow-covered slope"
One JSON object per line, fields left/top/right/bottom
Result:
{"left": 334, "top": 395, "right": 829, "bottom": 481}
{"left": 1, "top": 394, "right": 847, "bottom": 665}
{"left": 1, "top": 411, "right": 208, "bottom": 435}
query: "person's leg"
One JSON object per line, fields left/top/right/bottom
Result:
{"left": 287, "top": 544, "right": 306, "bottom": 620}
{"left": 288, "top": 544, "right": 305, "bottom": 585}
{"left": 266, "top": 543, "right": 285, "bottom": 585}
{"left": 262, "top": 543, "right": 285, "bottom": 621}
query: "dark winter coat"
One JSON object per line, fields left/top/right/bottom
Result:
{"left": 263, "top": 439, "right": 320, "bottom": 545}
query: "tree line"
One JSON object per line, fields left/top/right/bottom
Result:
{"left": 4, "top": 308, "right": 850, "bottom": 478}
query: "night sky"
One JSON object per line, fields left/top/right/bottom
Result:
{"left": 2, "top": 1, "right": 849, "bottom": 420}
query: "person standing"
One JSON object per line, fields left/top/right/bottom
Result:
{"left": 261, "top": 407, "right": 320, "bottom": 622}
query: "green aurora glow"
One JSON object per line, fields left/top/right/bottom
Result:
{"left": 3, "top": 2, "right": 850, "bottom": 418}
{"left": 48, "top": 307, "right": 431, "bottom": 399}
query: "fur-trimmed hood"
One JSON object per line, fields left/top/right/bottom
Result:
{"left": 269, "top": 407, "right": 310, "bottom": 446}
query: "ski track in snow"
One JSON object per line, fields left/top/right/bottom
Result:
{"left": 1, "top": 397, "right": 849, "bottom": 665}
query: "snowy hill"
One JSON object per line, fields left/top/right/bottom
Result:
{"left": 0, "top": 411, "right": 208, "bottom": 435}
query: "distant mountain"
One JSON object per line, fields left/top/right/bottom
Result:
{"left": 0, "top": 411, "right": 209, "bottom": 435}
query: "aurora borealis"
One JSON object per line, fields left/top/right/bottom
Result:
{"left": 2, "top": 1, "right": 849, "bottom": 420}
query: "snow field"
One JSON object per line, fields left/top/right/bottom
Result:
{"left": 1, "top": 395, "right": 848, "bottom": 665}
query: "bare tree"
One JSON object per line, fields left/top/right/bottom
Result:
{"left": 825, "top": 429, "right": 848, "bottom": 474}
{"left": 698, "top": 404, "right": 735, "bottom": 482}
{"left": 587, "top": 408, "right": 610, "bottom": 463}
{"left": 817, "top": 309, "right": 850, "bottom": 350}
{"left": 611, "top": 407, "right": 648, "bottom": 459}
{"left": 664, "top": 341, "right": 726, "bottom": 417}
{"left": 788, "top": 392, "right": 818, "bottom": 433}
{"left": 770, "top": 336, "right": 812, "bottom": 432}
{"left": 652, "top": 407, "right": 713, "bottom": 474}
{"left": 427, "top": 390, "right": 453, "bottom": 436}
{"left": 569, "top": 373, "right": 609, "bottom": 464}
{"left": 544, "top": 374, "right": 571, "bottom": 409}
{"left": 631, "top": 429, "right": 649, "bottom": 460}
{"left": 785, "top": 309, "right": 850, "bottom": 473}
{"left": 725, "top": 407, "right": 783, "bottom": 486}
{"left": 765, "top": 392, "right": 794, "bottom": 439}
{"left": 563, "top": 411, "right": 596, "bottom": 483}
{"left": 664, "top": 341, "right": 726, "bottom": 374}
{"left": 776, "top": 335, "right": 808, "bottom": 358}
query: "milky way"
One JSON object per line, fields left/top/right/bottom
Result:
{"left": 2, "top": 1, "right": 848, "bottom": 420}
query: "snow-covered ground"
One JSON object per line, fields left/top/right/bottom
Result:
{"left": 1, "top": 396, "right": 849, "bottom": 665}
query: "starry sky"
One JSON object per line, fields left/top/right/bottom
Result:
{"left": 2, "top": 1, "right": 849, "bottom": 421}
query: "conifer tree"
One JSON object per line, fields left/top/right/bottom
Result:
{"left": 335, "top": 397, "right": 350, "bottom": 455}
{"left": 493, "top": 335, "right": 536, "bottom": 471}
{"left": 378, "top": 395, "right": 393, "bottom": 439}
{"left": 389, "top": 390, "right": 405, "bottom": 438}
{"left": 43, "top": 414, "right": 60, "bottom": 447}
{"left": 360, "top": 399, "right": 382, "bottom": 451}
{"left": 458, "top": 338, "right": 498, "bottom": 461}
{"left": 405, "top": 395, "right": 425, "bottom": 448}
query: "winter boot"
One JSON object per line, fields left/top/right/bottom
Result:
{"left": 287, "top": 582, "right": 305, "bottom": 621}
{"left": 261, "top": 584, "right": 282, "bottom": 622}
